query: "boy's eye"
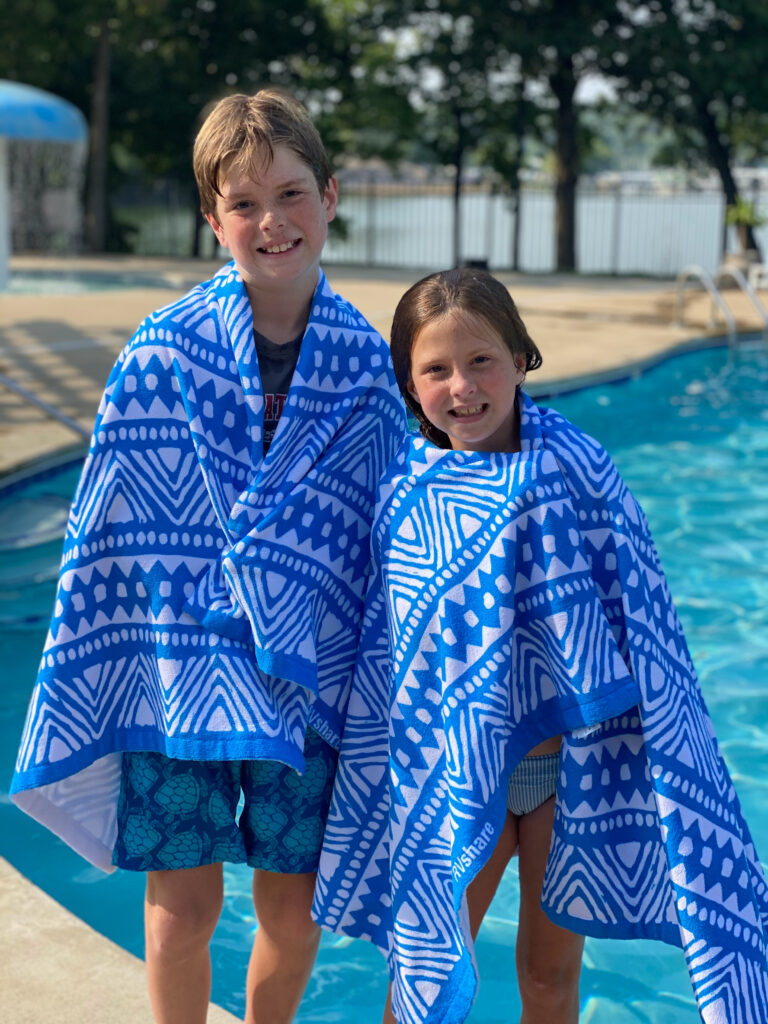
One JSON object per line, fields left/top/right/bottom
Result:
{"left": 472, "top": 355, "right": 491, "bottom": 365}
{"left": 283, "top": 189, "right": 303, "bottom": 198}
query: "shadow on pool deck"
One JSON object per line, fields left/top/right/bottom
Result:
{"left": 1, "top": 253, "right": 766, "bottom": 1023}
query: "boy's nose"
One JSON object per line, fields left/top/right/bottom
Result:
{"left": 259, "top": 204, "right": 285, "bottom": 230}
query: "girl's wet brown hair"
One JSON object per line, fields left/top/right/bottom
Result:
{"left": 390, "top": 268, "right": 543, "bottom": 447}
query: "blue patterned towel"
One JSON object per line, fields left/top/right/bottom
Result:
{"left": 10, "top": 263, "right": 406, "bottom": 871}
{"left": 312, "top": 395, "right": 768, "bottom": 1024}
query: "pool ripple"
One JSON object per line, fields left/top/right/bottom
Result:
{"left": 0, "top": 493, "right": 70, "bottom": 550}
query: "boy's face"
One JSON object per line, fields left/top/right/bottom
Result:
{"left": 206, "top": 144, "right": 337, "bottom": 304}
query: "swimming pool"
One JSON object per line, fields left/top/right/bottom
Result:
{"left": 1, "top": 338, "right": 766, "bottom": 1022}
{"left": 6, "top": 269, "right": 173, "bottom": 294}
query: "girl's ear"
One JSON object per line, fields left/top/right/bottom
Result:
{"left": 406, "top": 378, "right": 419, "bottom": 402}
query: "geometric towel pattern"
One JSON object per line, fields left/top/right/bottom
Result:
{"left": 312, "top": 395, "right": 768, "bottom": 1024}
{"left": 10, "top": 262, "right": 406, "bottom": 872}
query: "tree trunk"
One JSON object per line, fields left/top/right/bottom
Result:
{"left": 510, "top": 89, "right": 527, "bottom": 272}
{"left": 694, "top": 95, "right": 762, "bottom": 260}
{"left": 549, "top": 54, "right": 578, "bottom": 272}
{"left": 452, "top": 131, "right": 464, "bottom": 269}
{"left": 85, "top": 20, "right": 111, "bottom": 253}
{"left": 191, "top": 187, "right": 203, "bottom": 258}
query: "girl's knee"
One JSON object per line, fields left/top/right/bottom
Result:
{"left": 517, "top": 954, "right": 582, "bottom": 1014}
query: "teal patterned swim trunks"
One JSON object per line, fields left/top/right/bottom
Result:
{"left": 112, "top": 727, "right": 338, "bottom": 873}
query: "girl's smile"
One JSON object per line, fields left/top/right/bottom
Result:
{"left": 407, "top": 309, "right": 526, "bottom": 452}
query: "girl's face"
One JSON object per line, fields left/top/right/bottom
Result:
{"left": 407, "top": 309, "right": 526, "bottom": 453}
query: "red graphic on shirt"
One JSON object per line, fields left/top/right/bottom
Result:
{"left": 264, "top": 393, "right": 288, "bottom": 421}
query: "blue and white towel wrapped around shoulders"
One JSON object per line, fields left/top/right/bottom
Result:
{"left": 312, "top": 395, "right": 768, "bottom": 1024}
{"left": 10, "top": 262, "right": 406, "bottom": 871}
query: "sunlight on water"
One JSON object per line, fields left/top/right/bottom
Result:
{"left": 1, "top": 339, "right": 766, "bottom": 1022}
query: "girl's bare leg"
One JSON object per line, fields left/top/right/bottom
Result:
{"left": 382, "top": 815, "right": 519, "bottom": 1023}
{"left": 144, "top": 862, "right": 224, "bottom": 1024}
{"left": 516, "top": 796, "right": 584, "bottom": 1024}
{"left": 246, "top": 869, "right": 322, "bottom": 1024}
{"left": 466, "top": 813, "right": 519, "bottom": 937}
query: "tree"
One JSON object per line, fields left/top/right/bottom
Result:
{"left": 603, "top": 0, "right": 768, "bottom": 259}
{"left": 484, "top": 0, "right": 626, "bottom": 272}
{"left": 395, "top": 10, "right": 516, "bottom": 268}
{"left": 0, "top": 0, "right": 371, "bottom": 255}
{"left": 368, "top": 0, "right": 627, "bottom": 271}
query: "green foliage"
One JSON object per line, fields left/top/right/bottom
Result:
{"left": 5, "top": 0, "right": 768, "bottom": 261}
{"left": 725, "top": 198, "right": 765, "bottom": 228}
{"left": 601, "top": 0, "right": 768, "bottom": 177}
{"left": 0, "top": 0, "right": 375, "bottom": 250}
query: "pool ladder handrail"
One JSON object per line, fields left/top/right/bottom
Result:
{"left": 713, "top": 264, "right": 768, "bottom": 345}
{"left": 0, "top": 371, "right": 90, "bottom": 439}
{"left": 675, "top": 265, "right": 736, "bottom": 348}
{"left": 675, "top": 264, "right": 768, "bottom": 349}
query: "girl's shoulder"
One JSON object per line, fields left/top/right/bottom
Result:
{"left": 533, "top": 400, "right": 613, "bottom": 466}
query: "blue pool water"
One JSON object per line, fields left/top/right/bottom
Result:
{"left": 1, "top": 339, "right": 767, "bottom": 1022}
{"left": 6, "top": 269, "right": 172, "bottom": 294}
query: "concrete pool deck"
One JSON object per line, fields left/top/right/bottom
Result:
{"left": 2, "top": 253, "right": 767, "bottom": 475}
{"left": 1, "top": 253, "right": 766, "bottom": 1023}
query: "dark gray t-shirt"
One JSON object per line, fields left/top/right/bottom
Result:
{"left": 253, "top": 329, "right": 303, "bottom": 452}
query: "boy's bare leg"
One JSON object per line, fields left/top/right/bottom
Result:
{"left": 517, "top": 796, "right": 583, "bottom": 1023}
{"left": 247, "top": 869, "right": 322, "bottom": 1024}
{"left": 382, "top": 815, "right": 519, "bottom": 1023}
{"left": 144, "top": 862, "right": 224, "bottom": 1024}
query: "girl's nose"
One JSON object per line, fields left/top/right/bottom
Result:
{"left": 450, "top": 369, "right": 476, "bottom": 397}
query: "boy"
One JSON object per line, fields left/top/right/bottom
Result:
{"left": 10, "top": 89, "right": 406, "bottom": 1024}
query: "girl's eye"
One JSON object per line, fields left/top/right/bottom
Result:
{"left": 283, "top": 189, "right": 303, "bottom": 198}
{"left": 472, "top": 355, "right": 491, "bottom": 365}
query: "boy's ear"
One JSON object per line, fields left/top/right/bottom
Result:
{"left": 206, "top": 213, "right": 227, "bottom": 249}
{"left": 323, "top": 176, "right": 339, "bottom": 223}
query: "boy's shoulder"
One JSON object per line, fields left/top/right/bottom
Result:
{"left": 139, "top": 262, "right": 236, "bottom": 334}
{"left": 311, "top": 271, "right": 386, "bottom": 343}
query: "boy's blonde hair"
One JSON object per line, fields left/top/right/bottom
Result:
{"left": 193, "top": 88, "right": 333, "bottom": 217}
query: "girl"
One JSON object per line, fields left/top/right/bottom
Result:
{"left": 313, "top": 269, "right": 768, "bottom": 1024}
{"left": 388, "top": 268, "right": 588, "bottom": 1024}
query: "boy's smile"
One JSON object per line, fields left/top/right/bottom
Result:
{"left": 206, "top": 144, "right": 338, "bottom": 309}
{"left": 407, "top": 310, "right": 526, "bottom": 453}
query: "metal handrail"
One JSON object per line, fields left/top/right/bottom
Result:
{"left": 713, "top": 264, "right": 768, "bottom": 344}
{"left": 0, "top": 372, "right": 90, "bottom": 438}
{"left": 675, "top": 265, "right": 736, "bottom": 348}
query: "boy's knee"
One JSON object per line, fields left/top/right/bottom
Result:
{"left": 253, "top": 872, "right": 319, "bottom": 947}
{"left": 145, "top": 869, "right": 223, "bottom": 956}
